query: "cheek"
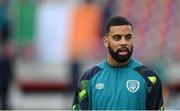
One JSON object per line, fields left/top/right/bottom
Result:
{"left": 128, "top": 42, "right": 133, "bottom": 47}
{"left": 109, "top": 42, "right": 119, "bottom": 50}
{"left": 128, "top": 42, "right": 133, "bottom": 50}
{"left": 109, "top": 40, "right": 119, "bottom": 46}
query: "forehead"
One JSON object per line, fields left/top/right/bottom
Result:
{"left": 109, "top": 25, "right": 133, "bottom": 35}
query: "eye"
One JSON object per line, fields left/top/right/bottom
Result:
{"left": 112, "top": 35, "right": 122, "bottom": 41}
{"left": 125, "top": 34, "right": 133, "bottom": 40}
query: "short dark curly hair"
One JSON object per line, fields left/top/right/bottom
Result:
{"left": 105, "top": 16, "right": 133, "bottom": 35}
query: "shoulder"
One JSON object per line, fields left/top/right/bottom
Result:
{"left": 132, "top": 58, "right": 158, "bottom": 77}
{"left": 134, "top": 65, "right": 158, "bottom": 77}
{"left": 134, "top": 65, "right": 161, "bottom": 86}
{"left": 80, "top": 65, "right": 103, "bottom": 81}
{"left": 131, "top": 58, "right": 144, "bottom": 68}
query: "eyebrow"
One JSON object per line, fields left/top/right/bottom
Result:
{"left": 112, "top": 33, "right": 134, "bottom": 37}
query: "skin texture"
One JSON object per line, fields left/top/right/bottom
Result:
{"left": 103, "top": 25, "right": 134, "bottom": 66}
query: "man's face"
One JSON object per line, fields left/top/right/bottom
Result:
{"left": 103, "top": 25, "right": 134, "bottom": 63}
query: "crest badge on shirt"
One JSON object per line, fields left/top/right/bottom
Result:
{"left": 96, "top": 83, "right": 104, "bottom": 90}
{"left": 126, "top": 80, "right": 140, "bottom": 93}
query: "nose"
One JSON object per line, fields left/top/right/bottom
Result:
{"left": 120, "top": 37, "right": 127, "bottom": 46}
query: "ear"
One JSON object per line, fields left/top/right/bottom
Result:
{"left": 103, "top": 36, "right": 109, "bottom": 48}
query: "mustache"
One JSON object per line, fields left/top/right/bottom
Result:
{"left": 117, "top": 46, "right": 130, "bottom": 52}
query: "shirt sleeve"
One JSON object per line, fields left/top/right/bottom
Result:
{"left": 134, "top": 65, "right": 164, "bottom": 110}
{"left": 72, "top": 77, "right": 89, "bottom": 110}
{"left": 72, "top": 66, "right": 102, "bottom": 110}
{"left": 146, "top": 74, "right": 164, "bottom": 110}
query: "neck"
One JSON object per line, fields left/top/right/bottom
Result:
{"left": 107, "top": 54, "right": 131, "bottom": 67}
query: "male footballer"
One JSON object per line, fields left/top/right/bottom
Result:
{"left": 72, "top": 16, "right": 164, "bottom": 110}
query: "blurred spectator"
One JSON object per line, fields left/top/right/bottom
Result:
{"left": 70, "top": 59, "right": 81, "bottom": 92}
{"left": 0, "top": 0, "right": 14, "bottom": 110}
{"left": 101, "top": 0, "right": 116, "bottom": 37}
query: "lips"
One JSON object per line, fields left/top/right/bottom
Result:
{"left": 119, "top": 51, "right": 128, "bottom": 55}
{"left": 118, "top": 48, "right": 129, "bottom": 55}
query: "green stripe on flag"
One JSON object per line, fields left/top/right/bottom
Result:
{"left": 12, "top": 0, "right": 37, "bottom": 47}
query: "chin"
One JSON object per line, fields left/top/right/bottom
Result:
{"left": 116, "top": 55, "right": 131, "bottom": 63}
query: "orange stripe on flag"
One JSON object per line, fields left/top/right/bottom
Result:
{"left": 68, "top": 3, "right": 102, "bottom": 59}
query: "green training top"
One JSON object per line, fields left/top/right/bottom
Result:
{"left": 72, "top": 58, "right": 164, "bottom": 110}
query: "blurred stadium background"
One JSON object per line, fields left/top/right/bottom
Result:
{"left": 1, "top": 0, "right": 180, "bottom": 109}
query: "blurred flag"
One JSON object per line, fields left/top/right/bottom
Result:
{"left": 68, "top": 2, "right": 102, "bottom": 60}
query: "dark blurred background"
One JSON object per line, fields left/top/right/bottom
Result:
{"left": 0, "top": 0, "right": 180, "bottom": 110}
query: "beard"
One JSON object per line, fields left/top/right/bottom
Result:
{"left": 108, "top": 44, "right": 133, "bottom": 63}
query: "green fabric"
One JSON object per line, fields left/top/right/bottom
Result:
{"left": 72, "top": 104, "right": 80, "bottom": 110}
{"left": 160, "top": 105, "right": 164, "bottom": 110}
{"left": 148, "top": 76, "right": 157, "bottom": 84}
{"left": 72, "top": 58, "right": 163, "bottom": 110}
{"left": 78, "top": 89, "right": 87, "bottom": 102}
{"left": 81, "top": 80, "right": 88, "bottom": 90}
{"left": 87, "top": 58, "right": 148, "bottom": 110}
{"left": 12, "top": 0, "right": 37, "bottom": 47}
{"left": 78, "top": 80, "right": 88, "bottom": 102}
{"left": 148, "top": 87, "right": 152, "bottom": 93}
